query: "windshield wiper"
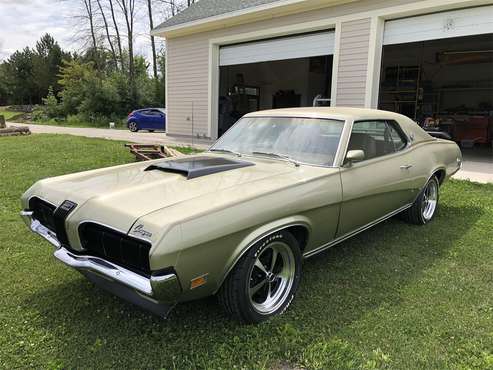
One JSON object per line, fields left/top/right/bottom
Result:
{"left": 209, "top": 148, "right": 242, "bottom": 157}
{"left": 251, "top": 151, "right": 300, "bottom": 167}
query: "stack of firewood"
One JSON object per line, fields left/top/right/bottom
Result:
{"left": 0, "top": 115, "right": 31, "bottom": 137}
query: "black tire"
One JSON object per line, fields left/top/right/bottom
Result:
{"left": 148, "top": 130, "right": 155, "bottom": 132}
{"left": 218, "top": 230, "right": 302, "bottom": 324}
{"left": 128, "top": 121, "right": 138, "bottom": 132}
{"left": 402, "top": 176, "right": 440, "bottom": 225}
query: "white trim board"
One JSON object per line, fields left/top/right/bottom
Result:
{"left": 152, "top": 0, "right": 356, "bottom": 36}
{"left": 383, "top": 5, "right": 493, "bottom": 45}
{"left": 219, "top": 31, "right": 335, "bottom": 66}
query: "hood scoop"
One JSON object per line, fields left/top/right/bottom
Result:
{"left": 145, "top": 156, "right": 254, "bottom": 179}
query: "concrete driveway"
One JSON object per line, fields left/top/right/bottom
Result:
{"left": 10, "top": 122, "right": 213, "bottom": 150}
{"left": 453, "top": 148, "right": 493, "bottom": 184}
{"left": 9, "top": 122, "right": 493, "bottom": 183}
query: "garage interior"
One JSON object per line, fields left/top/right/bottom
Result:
{"left": 379, "top": 32, "right": 493, "bottom": 156}
{"left": 217, "top": 31, "right": 334, "bottom": 137}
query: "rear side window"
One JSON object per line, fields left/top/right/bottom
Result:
{"left": 387, "top": 120, "right": 407, "bottom": 151}
{"left": 348, "top": 120, "right": 408, "bottom": 161}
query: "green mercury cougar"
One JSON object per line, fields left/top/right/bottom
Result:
{"left": 20, "top": 107, "right": 462, "bottom": 323}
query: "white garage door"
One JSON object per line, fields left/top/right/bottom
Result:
{"left": 383, "top": 5, "right": 493, "bottom": 45}
{"left": 219, "top": 31, "right": 335, "bottom": 66}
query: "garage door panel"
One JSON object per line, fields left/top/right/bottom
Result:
{"left": 384, "top": 5, "right": 493, "bottom": 45}
{"left": 219, "top": 31, "right": 335, "bottom": 66}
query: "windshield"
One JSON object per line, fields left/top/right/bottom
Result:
{"left": 210, "top": 116, "right": 345, "bottom": 166}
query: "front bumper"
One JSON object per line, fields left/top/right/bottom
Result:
{"left": 20, "top": 210, "right": 181, "bottom": 318}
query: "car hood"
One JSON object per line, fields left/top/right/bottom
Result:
{"left": 24, "top": 154, "right": 307, "bottom": 238}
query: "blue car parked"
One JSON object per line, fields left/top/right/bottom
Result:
{"left": 127, "top": 108, "right": 166, "bottom": 132}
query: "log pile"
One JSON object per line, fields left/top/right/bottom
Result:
{"left": 125, "top": 143, "right": 184, "bottom": 161}
{"left": 0, "top": 115, "right": 31, "bottom": 137}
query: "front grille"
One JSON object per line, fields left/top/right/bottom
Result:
{"left": 78, "top": 223, "right": 152, "bottom": 276}
{"left": 29, "top": 197, "right": 56, "bottom": 232}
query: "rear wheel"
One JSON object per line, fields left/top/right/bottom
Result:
{"left": 403, "top": 176, "right": 440, "bottom": 225}
{"left": 219, "top": 231, "right": 302, "bottom": 324}
{"left": 148, "top": 130, "right": 155, "bottom": 133}
{"left": 128, "top": 121, "right": 138, "bottom": 132}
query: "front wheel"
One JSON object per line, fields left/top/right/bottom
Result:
{"left": 218, "top": 231, "right": 302, "bottom": 324}
{"left": 403, "top": 176, "right": 440, "bottom": 225}
{"left": 128, "top": 121, "right": 138, "bottom": 132}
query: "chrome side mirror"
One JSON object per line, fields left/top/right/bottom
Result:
{"left": 345, "top": 150, "right": 365, "bottom": 165}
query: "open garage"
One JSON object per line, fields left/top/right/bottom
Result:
{"left": 217, "top": 31, "right": 334, "bottom": 136}
{"left": 379, "top": 6, "right": 493, "bottom": 154}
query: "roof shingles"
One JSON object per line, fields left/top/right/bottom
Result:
{"left": 154, "top": 0, "right": 281, "bottom": 30}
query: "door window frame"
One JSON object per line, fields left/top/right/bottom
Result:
{"left": 340, "top": 118, "right": 411, "bottom": 167}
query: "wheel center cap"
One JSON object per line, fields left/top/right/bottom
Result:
{"left": 266, "top": 272, "right": 276, "bottom": 283}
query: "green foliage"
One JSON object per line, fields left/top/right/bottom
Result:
{"left": 1, "top": 134, "right": 493, "bottom": 369}
{"left": 0, "top": 34, "right": 166, "bottom": 127}
{"left": 0, "top": 34, "right": 70, "bottom": 105}
{"left": 40, "top": 87, "right": 62, "bottom": 119}
{"left": 0, "top": 106, "right": 25, "bottom": 121}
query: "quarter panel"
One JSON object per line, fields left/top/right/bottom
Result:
{"left": 406, "top": 140, "right": 461, "bottom": 192}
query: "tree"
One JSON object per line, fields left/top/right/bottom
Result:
{"left": 146, "top": 0, "right": 158, "bottom": 78}
{"left": 33, "top": 34, "right": 68, "bottom": 100}
{"left": 96, "top": 0, "right": 119, "bottom": 69}
{"left": 108, "top": 0, "right": 124, "bottom": 70}
{"left": 1, "top": 48, "right": 36, "bottom": 104}
{"left": 115, "top": 0, "right": 137, "bottom": 105}
{"left": 82, "top": 0, "right": 98, "bottom": 52}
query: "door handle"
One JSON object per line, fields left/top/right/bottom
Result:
{"left": 400, "top": 164, "right": 413, "bottom": 170}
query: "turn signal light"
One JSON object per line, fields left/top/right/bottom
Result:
{"left": 190, "top": 274, "right": 208, "bottom": 290}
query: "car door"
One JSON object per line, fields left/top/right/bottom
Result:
{"left": 138, "top": 110, "right": 152, "bottom": 129}
{"left": 154, "top": 110, "right": 165, "bottom": 130}
{"left": 337, "top": 120, "right": 417, "bottom": 236}
{"left": 146, "top": 110, "right": 165, "bottom": 130}
{"left": 148, "top": 110, "right": 163, "bottom": 130}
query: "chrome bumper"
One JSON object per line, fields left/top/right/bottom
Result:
{"left": 20, "top": 210, "right": 181, "bottom": 313}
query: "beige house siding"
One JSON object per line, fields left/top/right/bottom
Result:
{"left": 164, "top": 0, "right": 419, "bottom": 138}
{"left": 166, "top": 36, "right": 210, "bottom": 137}
{"left": 335, "top": 18, "right": 371, "bottom": 107}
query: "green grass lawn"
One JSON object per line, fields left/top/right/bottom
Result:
{"left": 0, "top": 106, "right": 25, "bottom": 121}
{"left": 1, "top": 134, "right": 492, "bottom": 369}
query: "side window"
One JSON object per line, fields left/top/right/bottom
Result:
{"left": 387, "top": 120, "right": 407, "bottom": 151}
{"left": 347, "top": 120, "right": 407, "bottom": 161}
{"left": 348, "top": 121, "right": 387, "bottom": 160}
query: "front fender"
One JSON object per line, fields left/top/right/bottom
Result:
{"left": 168, "top": 215, "right": 313, "bottom": 302}
{"left": 215, "top": 215, "right": 312, "bottom": 293}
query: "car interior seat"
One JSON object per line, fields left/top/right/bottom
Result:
{"left": 347, "top": 132, "right": 377, "bottom": 159}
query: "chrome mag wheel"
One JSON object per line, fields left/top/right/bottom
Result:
{"left": 422, "top": 179, "right": 438, "bottom": 221}
{"left": 248, "top": 241, "right": 296, "bottom": 315}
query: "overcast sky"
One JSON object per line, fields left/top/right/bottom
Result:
{"left": 0, "top": 0, "right": 164, "bottom": 62}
